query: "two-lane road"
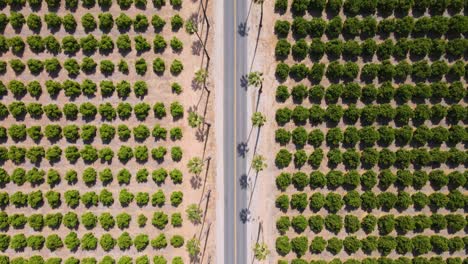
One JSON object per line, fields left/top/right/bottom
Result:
{"left": 223, "top": 0, "right": 248, "bottom": 263}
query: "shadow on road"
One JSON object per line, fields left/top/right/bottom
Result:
{"left": 240, "top": 74, "right": 249, "bottom": 89}
{"left": 239, "top": 208, "right": 251, "bottom": 223}
{"left": 237, "top": 142, "right": 249, "bottom": 158}
{"left": 239, "top": 173, "right": 249, "bottom": 189}
{"left": 238, "top": 22, "right": 249, "bottom": 36}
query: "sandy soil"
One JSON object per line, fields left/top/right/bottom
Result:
{"left": 247, "top": 3, "right": 466, "bottom": 263}
{"left": 246, "top": 1, "right": 282, "bottom": 263}
{"left": 0, "top": 0, "right": 216, "bottom": 262}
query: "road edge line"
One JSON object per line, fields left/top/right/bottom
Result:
{"left": 214, "top": 0, "right": 225, "bottom": 262}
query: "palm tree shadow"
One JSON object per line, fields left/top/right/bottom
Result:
{"left": 239, "top": 173, "right": 249, "bottom": 189}
{"left": 239, "top": 208, "right": 251, "bottom": 223}
{"left": 249, "top": 1, "right": 264, "bottom": 72}
{"left": 192, "top": 158, "right": 211, "bottom": 192}
{"left": 240, "top": 74, "right": 249, "bottom": 89}
{"left": 238, "top": 22, "right": 249, "bottom": 36}
{"left": 237, "top": 141, "right": 249, "bottom": 157}
{"left": 191, "top": 39, "right": 203, "bottom": 55}
{"left": 190, "top": 175, "right": 203, "bottom": 189}
{"left": 195, "top": 126, "right": 208, "bottom": 142}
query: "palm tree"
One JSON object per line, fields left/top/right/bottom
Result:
{"left": 186, "top": 203, "right": 203, "bottom": 224}
{"left": 188, "top": 157, "right": 204, "bottom": 175}
{"left": 248, "top": 71, "right": 264, "bottom": 92}
{"left": 186, "top": 15, "right": 210, "bottom": 62}
{"left": 195, "top": 68, "right": 208, "bottom": 83}
{"left": 253, "top": 242, "right": 270, "bottom": 261}
{"left": 186, "top": 237, "right": 201, "bottom": 258}
{"left": 188, "top": 111, "right": 204, "bottom": 128}
{"left": 251, "top": 112, "right": 266, "bottom": 127}
{"left": 251, "top": 155, "right": 267, "bottom": 173}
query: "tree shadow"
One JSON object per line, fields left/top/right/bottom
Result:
{"left": 195, "top": 123, "right": 210, "bottom": 142}
{"left": 238, "top": 22, "right": 249, "bottom": 36}
{"left": 240, "top": 74, "right": 249, "bottom": 90}
{"left": 237, "top": 141, "right": 249, "bottom": 158}
{"left": 191, "top": 39, "right": 203, "bottom": 55}
{"left": 239, "top": 173, "right": 249, "bottom": 189}
{"left": 239, "top": 208, "right": 251, "bottom": 223}
{"left": 191, "top": 158, "right": 211, "bottom": 191}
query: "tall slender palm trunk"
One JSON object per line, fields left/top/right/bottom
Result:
{"left": 197, "top": 0, "right": 210, "bottom": 62}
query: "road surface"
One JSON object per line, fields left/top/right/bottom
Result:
{"left": 223, "top": 0, "right": 248, "bottom": 263}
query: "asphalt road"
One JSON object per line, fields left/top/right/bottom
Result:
{"left": 224, "top": 0, "right": 248, "bottom": 263}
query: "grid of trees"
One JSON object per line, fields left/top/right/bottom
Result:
{"left": 0, "top": 0, "right": 205, "bottom": 262}
{"left": 272, "top": 0, "right": 467, "bottom": 263}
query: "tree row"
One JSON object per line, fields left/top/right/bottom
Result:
{"left": 276, "top": 0, "right": 466, "bottom": 17}
{"left": 275, "top": 103, "right": 466, "bottom": 127}
{"left": 0, "top": 209, "right": 189, "bottom": 231}
{"left": 275, "top": 59, "right": 468, "bottom": 82}
{"left": 2, "top": 123, "right": 183, "bottom": 143}
{"left": 275, "top": 146, "right": 467, "bottom": 170}
{"left": 275, "top": 233, "right": 467, "bottom": 258}
{"left": 0, "top": 202, "right": 203, "bottom": 229}
{"left": 0, "top": 187, "right": 185, "bottom": 209}
{"left": 0, "top": 11, "right": 186, "bottom": 33}
{"left": 276, "top": 125, "right": 466, "bottom": 149}
{"left": 276, "top": 169, "right": 466, "bottom": 192}
{"left": 0, "top": 166, "right": 184, "bottom": 187}
{"left": 2, "top": 55, "right": 185, "bottom": 77}
{"left": 276, "top": 213, "right": 467, "bottom": 236}
{"left": 275, "top": 37, "right": 467, "bottom": 63}
{"left": 0, "top": 79, "right": 183, "bottom": 99}
{"left": 275, "top": 15, "right": 467, "bottom": 40}
{"left": 0, "top": 188, "right": 181, "bottom": 209}
{"left": 1, "top": 100, "right": 185, "bottom": 121}
{"left": 279, "top": 257, "right": 466, "bottom": 264}
{"left": 0, "top": 205, "right": 203, "bottom": 231}
{"left": 2, "top": 32, "right": 186, "bottom": 56}
{"left": 0, "top": 144, "right": 184, "bottom": 164}
{"left": 0, "top": 231, "right": 187, "bottom": 252}
{"left": 276, "top": 81, "right": 465, "bottom": 105}
{"left": 276, "top": 189, "right": 465, "bottom": 213}
{"left": 0, "top": 255, "right": 186, "bottom": 264}
{"left": 1, "top": 0, "right": 183, "bottom": 10}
